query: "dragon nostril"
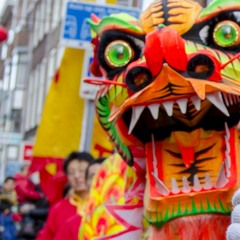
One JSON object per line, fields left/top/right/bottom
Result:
{"left": 125, "top": 67, "right": 153, "bottom": 92}
{"left": 187, "top": 54, "right": 214, "bottom": 79}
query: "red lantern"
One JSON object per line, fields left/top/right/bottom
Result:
{"left": 0, "top": 26, "right": 8, "bottom": 42}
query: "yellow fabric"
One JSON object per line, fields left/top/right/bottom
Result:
{"left": 79, "top": 154, "right": 127, "bottom": 239}
{"left": 90, "top": 113, "right": 113, "bottom": 158}
{"left": 33, "top": 48, "right": 85, "bottom": 159}
{"left": 70, "top": 194, "right": 89, "bottom": 216}
{"left": 45, "top": 163, "right": 57, "bottom": 175}
{"left": 0, "top": 190, "right": 18, "bottom": 206}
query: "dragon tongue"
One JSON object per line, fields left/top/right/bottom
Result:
{"left": 181, "top": 147, "right": 195, "bottom": 167}
{"left": 173, "top": 129, "right": 201, "bottom": 167}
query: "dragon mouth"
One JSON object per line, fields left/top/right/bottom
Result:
{"left": 120, "top": 91, "right": 240, "bottom": 198}
{"left": 146, "top": 124, "right": 236, "bottom": 198}
{"left": 122, "top": 91, "right": 240, "bottom": 143}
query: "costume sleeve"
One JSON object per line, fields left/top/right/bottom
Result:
{"left": 54, "top": 222, "right": 72, "bottom": 240}
{"left": 15, "top": 181, "right": 41, "bottom": 201}
{"left": 54, "top": 214, "right": 81, "bottom": 240}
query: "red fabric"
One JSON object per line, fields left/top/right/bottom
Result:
{"left": 54, "top": 214, "right": 82, "bottom": 240}
{"left": 39, "top": 168, "right": 67, "bottom": 206}
{"left": 29, "top": 156, "right": 67, "bottom": 206}
{"left": 29, "top": 156, "right": 64, "bottom": 173}
{"left": 0, "top": 26, "right": 8, "bottom": 42}
{"left": 36, "top": 198, "right": 77, "bottom": 240}
{"left": 14, "top": 173, "right": 41, "bottom": 203}
{"left": 12, "top": 213, "right": 22, "bottom": 222}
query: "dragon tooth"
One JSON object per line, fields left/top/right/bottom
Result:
{"left": 214, "top": 163, "right": 229, "bottom": 188}
{"left": 224, "top": 122, "right": 230, "bottom": 140}
{"left": 222, "top": 93, "right": 230, "bottom": 107}
{"left": 224, "top": 153, "right": 230, "bottom": 170}
{"left": 151, "top": 134, "right": 158, "bottom": 176}
{"left": 162, "top": 101, "right": 174, "bottom": 116}
{"left": 190, "top": 96, "right": 201, "bottom": 110}
{"left": 204, "top": 173, "right": 213, "bottom": 190}
{"left": 228, "top": 94, "right": 234, "bottom": 105}
{"left": 193, "top": 175, "right": 202, "bottom": 191}
{"left": 182, "top": 176, "right": 191, "bottom": 193}
{"left": 148, "top": 104, "right": 160, "bottom": 120}
{"left": 233, "top": 95, "right": 238, "bottom": 104}
{"left": 206, "top": 92, "right": 229, "bottom": 117}
{"left": 225, "top": 135, "right": 230, "bottom": 154}
{"left": 152, "top": 172, "right": 170, "bottom": 196}
{"left": 176, "top": 98, "right": 188, "bottom": 114}
{"left": 128, "top": 106, "right": 145, "bottom": 134}
{"left": 225, "top": 150, "right": 231, "bottom": 168}
{"left": 225, "top": 160, "right": 231, "bottom": 178}
{"left": 171, "top": 178, "right": 180, "bottom": 194}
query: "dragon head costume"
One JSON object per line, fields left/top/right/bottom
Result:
{"left": 86, "top": 0, "right": 240, "bottom": 239}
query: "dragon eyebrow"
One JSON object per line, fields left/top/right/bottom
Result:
{"left": 84, "top": 78, "right": 127, "bottom": 87}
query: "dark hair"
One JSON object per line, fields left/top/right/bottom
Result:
{"left": 0, "top": 199, "right": 12, "bottom": 212}
{"left": 85, "top": 157, "right": 106, "bottom": 180}
{"left": 62, "top": 183, "right": 71, "bottom": 198}
{"left": 63, "top": 151, "right": 94, "bottom": 174}
{"left": 4, "top": 176, "right": 15, "bottom": 183}
{"left": 95, "top": 157, "right": 106, "bottom": 164}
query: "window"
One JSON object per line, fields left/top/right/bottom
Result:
{"left": 25, "top": 73, "right": 33, "bottom": 131}
{"left": 12, "top": 109, "right": 21, "bottom": 132}
{"left": 46, "top": 48, "right": 57, "bottom": 93}
{"left": 30, "top": 67, "right": 39, "bottom": 128}
{"left": 9, "top": 54, "right": 19, "bottom": 90}
{"left": 16, "top": 52, "right": 28, "bottom": 89}
{"left": 33, "top": 6, "right": 40, "bottom": 47}
{"left": 39, "top": 1, "right": 46, "bottom": 41}
{"left": 45, "top": 0, "right": 52, "bottom": 34}
{"left": 51, "top": 0, "right": 61, "bottom": 30}
{"left": 3, "top": 63, "right": 11, "bottom": 91}
{"left": 37, "top": 60, "right": 47, "bottom": 123}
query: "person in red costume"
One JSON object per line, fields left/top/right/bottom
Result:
{"left": 53, "top": 157, "right": 106, "bottom": 240}
{"left": 14, "top": 164, "right": 42, "bottom": 204}
{"left": 36, "top": 151, "right": 94, "bottom": 240}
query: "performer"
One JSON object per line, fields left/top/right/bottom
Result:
{"left": 81, "top": 0, "right": 240, "bottom": 239}
{"left": 54, "top": 157, "right": 107, "bottom": 240}
{"left": 37, "top": 151, "right": 93, "bottom": 240}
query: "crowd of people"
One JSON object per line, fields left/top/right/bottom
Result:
{"left": 0, "top": 151, "right": 105, "bottom": 240}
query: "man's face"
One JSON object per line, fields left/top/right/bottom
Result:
{"left": 4, "top": 179, "right": 15, "bottom": 192}
{"left": 67, "top": 159, "right": 89, "bottom": 193}
{"left": 87, "top": 163, "right": 101, "bottom": 188}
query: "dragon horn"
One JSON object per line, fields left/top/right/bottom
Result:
{"left": 91, "top": 14, "right": 101, "bottom": 23}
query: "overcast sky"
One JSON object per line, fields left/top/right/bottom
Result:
{"left": 142, "top": 0, "right": 154, "bottom": 10}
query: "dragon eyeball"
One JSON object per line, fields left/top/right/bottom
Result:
{"left": 104, "top": 40, "right": 134, "bottom": 68}
{"left": 213, "top": 20, "right": 240, "bottom": 47}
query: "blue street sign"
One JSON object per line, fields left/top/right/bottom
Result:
{"left": 61, "top": 1, "right": 141, "bottom": 48}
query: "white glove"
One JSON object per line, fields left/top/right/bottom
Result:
{"left": 227, "top": 189, "right": 240, "bottom": 240}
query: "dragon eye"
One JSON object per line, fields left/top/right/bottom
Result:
{"left": 105, "top": 40, "right": 133, "bottom": 68}
{"left": 213, "top": 21, "right": 240, "bottom": 47}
